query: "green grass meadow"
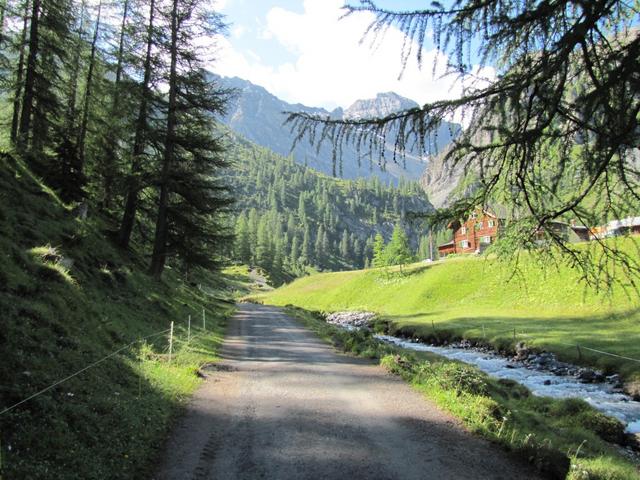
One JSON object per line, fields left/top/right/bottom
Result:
{"left": 258, "top": 254, "right": 640, "bottom": 384}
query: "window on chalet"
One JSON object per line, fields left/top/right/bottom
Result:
{"left": 460, "top": 226, "right": 467, "bottom": 234}
{"left": 459, "top": 240, "right": 469, "bottom": 248}
{"left": 481, "top": 236, "right": 491, "bottom": 244}
{"left": 475, "top": 222, "right": 483, "bottom": 230}
{"left": 488, "top": 220, "right": 495, "bottom": 228}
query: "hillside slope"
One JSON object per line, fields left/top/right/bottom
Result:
{"left": 225, "top": 134, "right": 434, "bottom": 284}
{"left": 258, "top": 254, "right": 640, "bottom": 383}
{"left": 0, "top": 152, "right": 239, "bottom": 479}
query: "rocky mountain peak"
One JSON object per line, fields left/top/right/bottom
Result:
{"left": 209, "top": 72, "right": 460, "bottom": 184}
{"left": 344, "top": 92, "right": 419, "bottom": 119}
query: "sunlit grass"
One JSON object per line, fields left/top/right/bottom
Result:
{"left": 258, "top": 248, "right": 640, "bottom": 381}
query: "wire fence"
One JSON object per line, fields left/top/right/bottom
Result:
{"left": 0, "top": 308, "right": 212, "bottom": 418}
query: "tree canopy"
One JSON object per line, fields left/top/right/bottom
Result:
{"left": 286, "top": 0, "right": 640, "bottom": 290}
{"left": 1, "top": 0, "right": 233, "bottom": 280}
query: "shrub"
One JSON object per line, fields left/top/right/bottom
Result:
{"left": 576, "top": 411, "right": 626, "bottom": 444}
{"left": 431, "top": 362, "right": 489, "bottom": 396}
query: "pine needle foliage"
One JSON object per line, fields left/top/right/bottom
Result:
{"left": 285, "top": 0, "right": 640, "bottom": 292}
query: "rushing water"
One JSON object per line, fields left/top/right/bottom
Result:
{"left": 375, "top": 334, "right": 640, "bottom": 434}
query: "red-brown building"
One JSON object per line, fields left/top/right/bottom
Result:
{"left": 438, "top": 208, "right": 501, "bottom": 257}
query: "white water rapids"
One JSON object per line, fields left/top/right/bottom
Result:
{"left": 375, "top": 334, "right": 640, "bottom": 434}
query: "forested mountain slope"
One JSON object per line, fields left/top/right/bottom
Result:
{"left": 224, "top": 134, "right": 434, "bottom": 285}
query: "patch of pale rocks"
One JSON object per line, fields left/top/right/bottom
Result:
{"left": 325, "top": 311, "right": 376, "bottom": 329}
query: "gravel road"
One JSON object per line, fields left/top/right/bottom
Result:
{"left": 153, "top": 303, "right": 541, "bottom": 480}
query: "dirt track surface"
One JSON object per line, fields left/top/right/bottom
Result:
{"left": 154, "top": 303, "right": 541, "bottom": 480}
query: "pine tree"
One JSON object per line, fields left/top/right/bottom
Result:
{"left": 340, "top": 229, "right": 350, "bottom": 261}
{"left": 353, "top": 237, "right": 362, "bottom": 268}
{"left": 75, "top": 0, "right": 102, "bottom": 178}
{"left": 385, "top": 224, "right": 413, "bottom": 273}
{"left": 56, "top": 0, "right": 86, "bottom": 200}
{"left": 372, "top": 233, "right": 386, "bottom": 268}
{"left": 98, "top": 0, "right": 131, "bottom": 209}
{"left": 255, "top": 218, "right": 272, "bottom": 271}
{"left": 315, "top": 224, "right": 326, "bottom": 267}
{"left": 301, "top": 224, "right": 312, "bottom": 265}
{"left": 272, "top": 239, "right": 285, "bottom": 283}
{"left": 297, "top": 193, "right": 306, "bottom": 224}
{"left": 17, "top": 0, "right": 73, "bottom": 155}
{"left": 117, "top": 0, "right": 158, "bottom": 248}
{"left": 0, "top": 0, "right": 6, "bottom": 44}
{"left": 235, "top": 214, "right": 252, "bottom": 264}
{"left": 290, "top": 234, "right": 300, "bottom": 267}
{"left": 9, "top": 0, "right": 30, "bottom": 144}
{"left": 286, "top": 212, "right": 297, "bottom": 236}
{"left": 149, "top": 0, "right": 230, "bottom": 278}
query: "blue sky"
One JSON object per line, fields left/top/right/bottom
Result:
{"left": 214, "top": 0, "right": 493, "bottom": 113}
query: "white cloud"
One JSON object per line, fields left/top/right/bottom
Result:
{"left": 213, "top": 0, "right": 495, "bottom": 118}
{"left": 231, "top": 25, "right": 246, "bottom": 38}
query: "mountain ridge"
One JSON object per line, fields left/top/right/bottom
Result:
{"left": 210, "top": 73, "right": 461, "bottom": 184}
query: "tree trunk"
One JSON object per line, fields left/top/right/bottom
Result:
{"left": 149, "top": 0, "right": 178, "bottom": 279}
{"left": 117, "top": 0, "right": 155, "bottom": 249}
{"left": 0, "top": 0, "right": 7, "bottom": 43}
{"left": 429, "top": 228, "right": 434, "bottom": 261}
{"left": 76, "top": 0, "right": 101, "bottom": 175}
{"left": 112, "top": 0, "right": 128, "bottom": 103}
{"left": 10, "top": 0, "right": 30, "bottom": 144}
{"left": 64, "top": 0, "right": 86, "bottom": 129}
{"left": 58, "top": 0, "right": 86, "bottom": 188}
{"left": 18, "top": 0, "right": 40, "bottom": 149}
{"left": 102, "top": 0, "right": 129, "bottom": 209}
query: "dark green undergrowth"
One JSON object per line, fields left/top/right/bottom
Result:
{"left": 283, "top": 305, "right": 640, "bottom": 480}
{"left": 0, "top": 151, "right": 242, "bottom": 479}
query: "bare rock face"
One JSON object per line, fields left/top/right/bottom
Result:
{"left": 420, "top": 146, "right": 469, "bottom": 208}
{"left": 419, "top": 126, "right": 493, "bottom": 208}
{"left": 343, "top": 92, "right": 418, "bottom": 119}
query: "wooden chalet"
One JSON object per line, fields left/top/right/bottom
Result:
{"left": 437, "top": 208, "right": 501, "bottom": 257}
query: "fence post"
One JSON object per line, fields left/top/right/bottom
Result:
{"left": 431, "top": 320, "right": 435, "bottom": 332}
{"left": 577, "top": 344, "right": 582, "bottom": 361}
{"left": 188, "top": 315, "right": 191, "bottom": 343}
{"left": 168, "top": 321, "right": 174, "bottom": 363}
{"left": 202, "top": 308, "right": 206, "bottom": 331}
{"left": 482, "top": 324, "right": 486, "bottom": 339}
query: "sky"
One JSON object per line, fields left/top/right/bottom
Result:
{"left": 212, "top": 0, "right": 494, "bottom": 113}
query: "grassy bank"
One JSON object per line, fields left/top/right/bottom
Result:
{"left": 256, "top": 255, "right": 640, "bottom": 386}
{"left": 0, "top": 152, "right": 247, "bottom": 479}
{"left": 284, "top": 306, "right": 640, "bottom": 480}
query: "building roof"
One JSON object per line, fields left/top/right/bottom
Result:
{"left": 607, "top": 216, "right": 640, "bottom": 229}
